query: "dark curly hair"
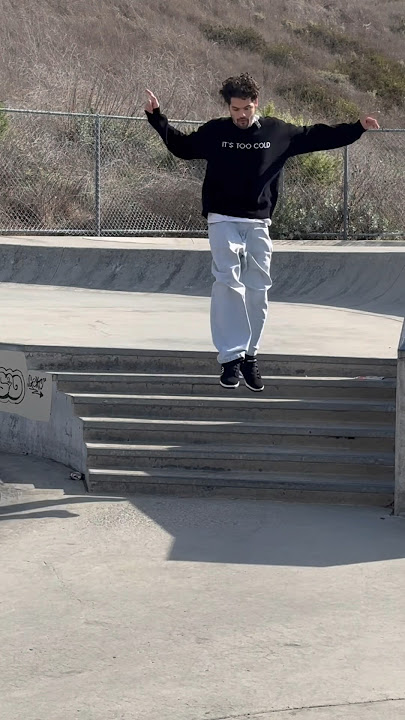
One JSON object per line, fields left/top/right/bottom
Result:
{"left": 219, "top": 73, "right": 260, "bottom": 105}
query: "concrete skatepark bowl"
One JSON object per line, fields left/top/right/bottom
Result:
{"left": 0, "top": 236, "right": 404, "bottom": 355}
{"left": 0, "top": 236, "right": 404, "bottom": 508}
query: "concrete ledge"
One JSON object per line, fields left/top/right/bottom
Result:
{"left": 88, "top": 478, "right": 393, "bottom": 508}
{"left": 0, "top": 343, "right": 397, "bottom": 377}
{"left": 0, "top": 381, "right": 86, "bottom": 475}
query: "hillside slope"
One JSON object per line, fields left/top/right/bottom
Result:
{"left": 1, "top": 0, "right": 404, "bottom": 124}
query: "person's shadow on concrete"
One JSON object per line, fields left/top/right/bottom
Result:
{"left": 0, "top": 452, "right": 124, "bottom": 522}
{"left": 0, "top": 493, "right": 124, "bottom": 522}
{"left": 1, "top": 452, "right": 404, "bottom": 567}
{"left": 129, "top": 495, "right": 405, "bottom": 568}
{"left": 0, "top": 508, "right": 80, "bottom": 520}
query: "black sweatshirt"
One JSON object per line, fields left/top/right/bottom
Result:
{"left": 145, "top": 108, "right": 366, "bottom": 220}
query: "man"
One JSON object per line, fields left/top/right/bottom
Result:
{"left": 145, "top": 73, "right": 379, "bottom": 391}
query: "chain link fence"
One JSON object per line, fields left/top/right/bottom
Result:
{"left": 0, "top": 108, "right": 403, "bottom": 239}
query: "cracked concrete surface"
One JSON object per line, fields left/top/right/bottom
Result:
{"left": 1, "top": 453, "right": 405, "bottom": 719}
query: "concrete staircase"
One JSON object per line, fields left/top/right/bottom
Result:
{"left": 53, "top": 351, "right": 396, "bottom": 505}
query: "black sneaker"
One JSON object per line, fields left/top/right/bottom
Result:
{"left": 220, "top": 358, "right": 242, "bottom": 388}
{"left": 241, "top": 355, "right": 264, "bottom": 392}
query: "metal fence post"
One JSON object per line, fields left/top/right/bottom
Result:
{"left": 343, "top": 145, "right": 349, "bottom": 242}
{"left": 94, "top": 114, "right": 101, "bottom": 237}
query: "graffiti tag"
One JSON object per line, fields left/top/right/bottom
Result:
{"left": 28, "top": 374, "right": 47, "bottom": 399}
{"left": 0, "top": 367, "right": 26, "bottom": 404}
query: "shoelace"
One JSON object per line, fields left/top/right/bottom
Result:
{"left": 222, "top": 361, "right": 241, "bottom": 378}
{"left": 244, "top": 360, "right": 261, "bottom": 379}
{"left": 230, "top": 363, "right": 241, "bottom": 378}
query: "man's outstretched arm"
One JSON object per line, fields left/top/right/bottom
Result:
{"left": 145, "top": 90, "right": 209, "bottom": 160}
{"left": 287, "top": 114, "right": 380, "bottom": 156}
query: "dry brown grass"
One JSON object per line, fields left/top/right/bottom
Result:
{"left": 0, "top": 0, "right": 403, "bottom": 236}
{"left": 0, "top": 0, "right": 404, "bottom": 123}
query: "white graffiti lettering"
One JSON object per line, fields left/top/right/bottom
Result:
{"left": 222, "top": 141, "right": 271, "bottom": 150}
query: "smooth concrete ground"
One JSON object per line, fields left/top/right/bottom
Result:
{"left": 0, "top": 284, "right": 401, "bottom": 358}
{"left": 1, "top": 236, "right": 403, "bottom": 358}
{"left": 1, "top": 237, "right": 405, "bottom": 716}
{"left": 1, "top": 452, "right": 405, "bottom": 720}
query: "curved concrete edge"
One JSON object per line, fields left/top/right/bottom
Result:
{"left": 1, "top": 238, "right": 405, "bottom": 315}
{"left": 0, "top": 381, "right": 86, "bottom": 476}
{"left": 2, "top": 235, "right": 405, "bottom": 250}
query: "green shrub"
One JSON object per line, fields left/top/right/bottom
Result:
{"left": 277, "top": 82, "right": 359, "bottom": 121}
{"left": 262, "top": 43, "right": 301, "bottom": 66}
{"left": 317, "top": 70, "right": 348, "bottom": 85}
{"left": 272, "top": 190, "right": 395, "bottom": 238}
{"left": 261, "top": 102, "right": 343, "bottom": 188}
{"left": 295, "top": 152, "right": 342, "bottom": 186}
{"left": 63, "top": 113, "right": 96, "bottom": 145}
{"left": 260, "top": 101, "right": 307, "bottom": 126}
{"left": 286, "top": 21, "right": 405, "bottom": 108}
{"left": 290, "top": 23, "right": 361, "bottom": 55}
{"left": 390, "top": 16, "right": 405, "bottom": 34}
{"left": 337, "top": 51, "right": 405, "bottom": 107}
{"left": 201, "top": 23, "right": 298, "bottom": 66}
{"left": 347, "top": 200, "right": 396, "bottom": 234}
{"left": 200, "top": 23, "right": 265, "bottom": 53}
{"left": 272, "top": 191, "right": 342, "bottom": 237}
{"left": 283, "top": 20, "right": 405, "bottom": 109}
{"left": 331, "top": 96, "right": 360, "bottom": 121}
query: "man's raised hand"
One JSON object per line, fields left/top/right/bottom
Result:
{"left": 145, "top": 89, "right": 159, "bottom": 113}
{"left": 360, "top": 115, "right": 380, "bottom": 130}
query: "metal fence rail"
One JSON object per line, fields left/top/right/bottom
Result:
{"left": 0, "top": 107, "right": 403, "bottom": 239}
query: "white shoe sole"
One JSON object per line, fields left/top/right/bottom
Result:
{"left": 220, "top": 380, "right": 240, "bottom": 389}
{"left": 244, "top": 380, "right": 264, "bottom": 392}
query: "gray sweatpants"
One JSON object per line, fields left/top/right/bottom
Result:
{"left": 208, "top": 221, "right": 273, "bottom": 365}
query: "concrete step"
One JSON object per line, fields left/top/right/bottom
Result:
{"left": 20, "top": 346, "right": 397, "bottom": 377}
{"left": 56, "top": 372, "right": 396, "bottom": 400}
{"left": 86, "top": 467, "right": 394, "bottom": 506}
{"left": 85, "top": 442, "right": 394, "bottom": 479}
{"left": 71, "top": 393, "right": 396, "bottom": 424}
{"left": 81, "top": 417, "right": 395, "bottom": 453}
